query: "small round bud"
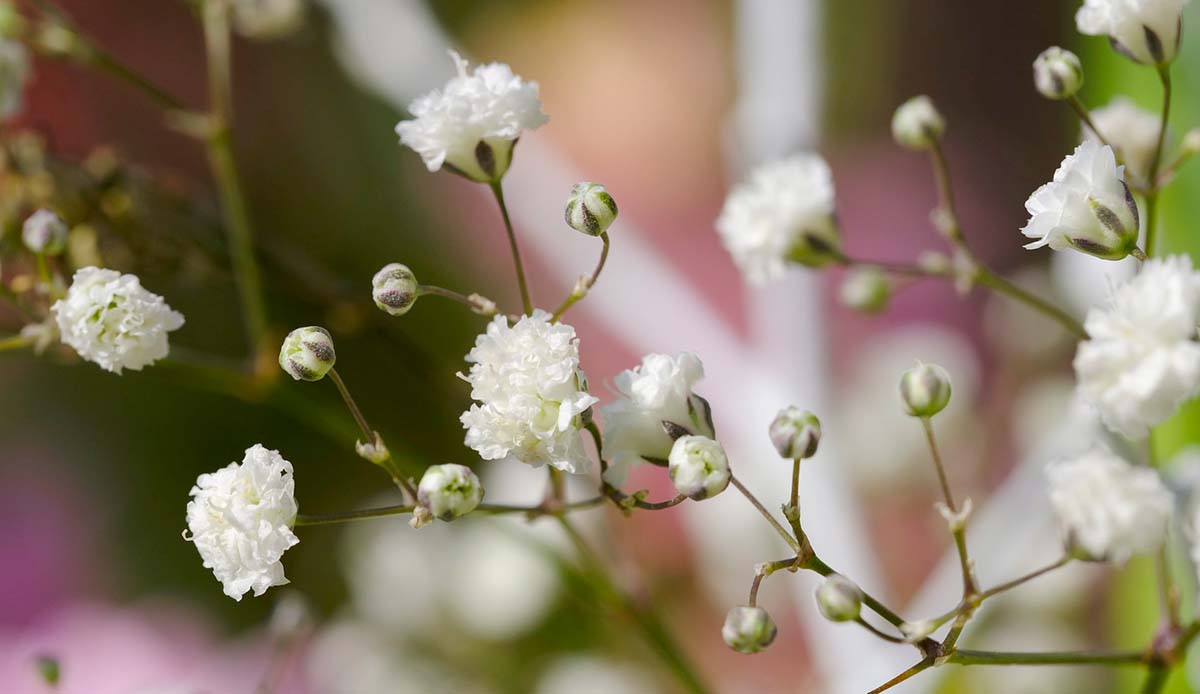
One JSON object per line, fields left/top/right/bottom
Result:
{"left": 721, "top": 606, "right": 777, "bottom": 654}
{"left": 891, "top": 95, "right": 945, "bottom": 150}
{"left": 1183, "top": 129, "right": 1200, "bottom": 155}
{"left": 899, "top": 362, "right": 952, "bottom": 418}
{"left": 22, "top": 208, "right": 68, "bottom": 255}
{"left": 668, "top": 435, "right": 731, "bottom": 500}
{"left": 565, "top": 182, "right": 618, "bottom": 236}
{"left": 278, "top": 326, "right": 336, "bottom": 381}
{"left": 815, "top": 574, "right": 863, "bottom": 622}
{"left": 372, "top": 263, "right": 419, "bottom": 316}
{"left": 839, "top": 266, "right": 890, "bottom": 313}
{"left": 1033, "top": 47, "right": 1083, "bottom": 100}
{"left": 415, "top": 463, "right": 484, "bottom": 525}
{"left": 768, "top": 406, "right": 821, "bottom": 460}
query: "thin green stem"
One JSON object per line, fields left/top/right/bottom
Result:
{"left": 920, "top": 417, "right": 975, "bottom": 596}
{"left": 947, "top": 649, "right": 1146, "bottom": 667}
{"left": 1144, "top": 66, "right": 1171, "bottom": 258}
{"left": 418, "top": 285, "right": 499, "bottom": 317}
{"left": 327, "top": 367, "right": 373, "bottom": 443}
{"left": 976, "top": 555, "right": 1071, "bottom": 603}
{"left": 855, "top": 617, "right": 906, "bottom": 644}
{"left": 295, "top": 504, "right": 414, "bottom": 526}
{"left": 90, "top": 48, "right": 185, "bottom": 111}
{"left": 1142, "top": 665, "right": 1170, "bottom": 694}
{"left": 974, "top": 268, "right": 1086, "bottom": 338}
{"left": 551, "top": 231, "right": 610, "bottom": 321}
{"left": 1067, "top": 96, "right": 1113, "bottom": 150}
{"left": 748, "top": 557, "right": 794, "bottom": 607}
{"left": 0, "top": 334, "right": 34, "bottom": 351}
{"left": 730, "top": 475, "right": 800, "bottom": 552}
{"left": 868, "top": 660, "right": 934, "bottom": 694}
{"left": 488, "top": 181, "right": 534, "bottom": 315}
{"left": 1145, "top": 191, "right": 1161, "bottom": 258}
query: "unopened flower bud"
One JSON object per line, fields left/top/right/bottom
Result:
{"left": 414, "top": 463, "right": 483, "bottom": 525}
{"left": 278, "top": 326, "right": 336, "bottom": 381}
{"left": 1033, "top": 47, "right": 1083, "bottom": 100}
{"left": 1183, "top": 129, "right": 1200, "bottom": 155}
{"left": 815, "top": 574, "right": 863, "bottom": 622}
{"left": 22, "top": 208, "right": 68, "bottom": 255}
{"left": 839, "top": 266, "right": 890, "bottom": 313}
{"left": 899, "top": 362, "right": 952, "bottom": 418}
{"left": 768, "top": 406, "right": 821, "bottom": 459}
{"left": 372, "top": 263, "right": 419, "bottom": 316}
{"left": 565, "top": 182, "right": 618, "bottom": 236}
{"left": 891, "top": 96, "right": 944, "bottom": 150}
{"left": 355, "top": 432, "right": 390, "bottom": 464}
{"left": 668, "top": 435, "right": 731, "bottom": 500}
{"left": 722, "top": 606, "right": 777, "bottom": 654}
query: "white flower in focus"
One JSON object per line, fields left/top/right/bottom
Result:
{"left": 1021, "top": 140, "right": 1139, "bottom": 260}
{"left": 599, "top": 352, "right": 711, "bottom": 486}
{"left": 232, "top": 0, "right": 305, "bottom": 39}
{"left": 395, "top": 51, "right": 548, "bottom": 183}
{"left": 1046, "top": 445, "right": 1172, "bottom": 562}
{"left": 1074, "top": 255, "right": 1200, "bottom": 438}
{"left": 0, "top": 36, "right": 29, "bottom": 120}
{"left": 185, "top": 444, "right": 299, "bottom": 600}
{"left": 715, "top": 154, "right": 839, "bottom": 284}
{"left": 1076, "top": 0, "right": 1190, "bottom": 64}
{"left": 460, "top": 311, "right": 597, "bottom": 473}
{"left": 1085, "top": 97, "right": 1162, "bottom": 184}
{"left": 668, "top": 435, "right": 731, "bottom": 500}
{"left": 52, "top": 267, "right": 185, "bottom": 374}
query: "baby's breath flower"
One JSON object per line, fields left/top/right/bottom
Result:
{"left": 1076, "top": 0, "right": 1189, "bottom": 65}
{"left": 1085, "top": 97, "right": 1161, "bottom": 183}
{"left": 891, "top": 95, "right": 945, "bottom": 150}
{"left": 722, "top": 606, "right": 777, "bottom": 654}
{"left": 52, "top": 267, "right": 184, "bottom": 374}
{"left": 1074, "top": 255, "right": 1200, "bottom": 438}
{"left": 395, "top": 51, "right": 548, "bottom": 183}
{"left": 279, "top": 326, "right": 336, "bottom": 382}
{"left": 412, "top": 463, "right": 483, "bottom": 528}
{"left": 22, "top": 208, "right": 68, "bottom": 255}
{"left": 460, "top": 311, "right": 597, "bottom": 473}
{"left": 839, "top": 266, "right": 890, "bottom": 313}
{"left": 715, "top": 154, "right": 839, "bottom": 284}
{"left": 668, "top": 435, "right": 730, "bottom": 500}
{"left": 1046, "top": 445, "right": 1172, "bottom": 562}
{"left": 185, "top": 444, "right": 299, "bottom": 600}
{"left": 0, "top": 35, "right": 28, "bottom": 120}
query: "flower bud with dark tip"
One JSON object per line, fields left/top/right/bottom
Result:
{"left": 414, "top": 463, "right": 483, "bottom": 526}
{"left": 22, "top": 208, "right": 68, "bottom": 255}
{"left": 768, "top": 406, "right": 821, "bottom": 460}
{"left": 278, "top": 326, "right": 336, "bottom": 381}
{"left": 899, "top": 362, "right": 952, "bottom": 418}
{"left": 892, "top": 96, "right": 945, "bottom": 150}
{"left": 815, "top": 574, "right": 863, "bottom": 622}
{"left": 839, "top": 266, "right": 890, "bottom": 313}
{"left": 565, "top": 182, "right": 618, "bottom": 236}
{"left": 1033, "top": 47, "right": 1083, "bottom": 100}
{"left": 722, "top": 606, "right": 777, "bottom": 654}
{"left": 372, "top": 263, "right": 419, "bottom": 316}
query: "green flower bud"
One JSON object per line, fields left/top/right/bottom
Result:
{"left": 565, "top": 182, "right": 618, "bottom": 236}
{"left": 815, "top": 574, "right": 863, "bottom": 622}
{"left": 279, "top": 326, "right": 336, "bottom": 381}
{"left": 414, "top": 463, "right": 484, "bottom": 526}
{"left": 839, "top": 266, "right": 890, "bottom": 313}
{"left": 372, "top": 263, "right": 419, "bottom": 316}
{"left": 899, "top": 362, "right": 952, "bottom": 418}
{"left": 722, "top": 606, "right": 777, "bottom": 654}
{"left": 768, "top": 406, "right": 821, "bottom": 460}
{"left": 1033, "top": 47, "right": 1083, "bottom": 100}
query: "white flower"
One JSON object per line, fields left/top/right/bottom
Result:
{"left": 1021, "top": 140, "right": 1140, "bottom": 260}
{"left": 395, "top": 51, "right": 548, "bottom": 183}
{"left": 1085, "top": 97, "right": 1162, "bottom": 183}
{"left": 1074, "top": 255, "right": 1200, "bottom": 438}
{"left": 185, "top": 444, "right": 299, "bottom": 600}
{"left": 599, "top": 352, "right": 711, "bottom": 486}
{"left": 1046, "top": 444, "right": 1172, "bottom": 562}
{"left": 460, "top": 310, "right": 597, "bottom": 473}
{"left": 1076, "top": 0, "right": 1190, "bottom": 64}
{"left": 668, "top": 435, "right": 731, "bottom": 500}
{"left": 715, "top": 154, "right": 839, "bottom": 285}
{"left": 891, "top": 95, "right": 945, "bottom": 150}
{"left": 232, "top": 0, "right": 305, "bottom": 39}
{"left": 412, "top": 463, "right": 483, "bottom": 528}
{"left": 0, "top": 36, "right": 29, "bottom": 120}
{"left": 22, "top": 208, "right": 68, "bottom": 255}
{"left": 52, "top": 267, "right": 185, "bottom": 374}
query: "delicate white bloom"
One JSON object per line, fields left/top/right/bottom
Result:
{"left": 395, "top": 51, "right": 548, "bottom": 183}
{"left": 899, "top": 362, "right": 952, "bottom": 418}
{"left": 279, "top": 326, "right": 336, "bottom": 381}
{"left": 0, "top": 36, "right": 29, "bottom": 120}
{"left": 52, "top": 267, "right": 185, "bottom": 374}
{"left": 715, "top": 154, "right": 839, "bottom": 284}
{"left": 564, "top": 182, "right": 618, "bottom": 236}
{"left": 185, "top": 444, "right": 299, "bottom": 600}
{"left": 232, "top": 0, "right": 305, "bottom": 39}
{"left": 371, "top": 263, "right": 419, "bottom": 316}
{"left": 768, "top": 406, "right": 821, "bottom": 460}
{"left": 815, "top": 574, "right": 863, "bottom": 622}
{"left": 460, "top": 311, "right": 597, "bottom": 473}
{"left": 1086, "top": 97, "right": 1162, "bottom": 183}
{"left": 1021, "top": 140, "right": 1139, "bottom": 260}
{"left": 891, "top": 95, "right": 945, "bottom": 150}
{"left": 721, "top": 606, "right": 777, "bottom": 654}
{"left": 839, "top": 266, "right": 890, "bottom": 313}
{"left": 1046, "top": 444, "right": 1172, "bottom": 562}
{"left": 22, "top": 208, "right": 68, "bottom": 255}
{"left": 599, "top": 352, "right": 711, "bottom": 486}
{"left": 1076, "top": 0, "right": 1190, "bottom": 64}
{"left": 1074, "top": 255, "right": 1200, "bottom": 438}
{"left": 412, "top": 463, "right": 483, "bottom": 528}
{"left": 667, "top": 435, "right": 731, "bottom": 500}
{"left": 1034, "top": 46, "right": 1084, "bottom": 100}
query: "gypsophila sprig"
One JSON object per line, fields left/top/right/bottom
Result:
{"left": 1046, "top": 445, "right": 1172, "bottom": 562}
{"left": 722, "top": 606, "right": 777, "bottom": 654}
{"left": 891, "top": 95, "right": 945, "bottom": 150}
{"left": 371, "top": 263, "right": 420, "bottom": 316}
{"left": 460, "top": 310, "right": 597, "bottom": 473}
{"left": 1074, "top": 255, "right": 1200, "bottom": 438}
{"left": 395, "top": 51, "right": 548, "bottom": 184}
{"left": 411, "top": 463, "right": 484, "bottom": 529}
{"left": 1076, "top": 0, "right": 1189, "bottom": 65}
{"left": 667, "top": 435, "right": 731, "bottom": 500}
{"left": 185, "top": 444, "right": 299, "bottom": 600}
{"left": 22, "top": 208, "right": 68, "bottom": 255}
{"left": 1087, "top": 97, "right": 1162, "bottom": 184}
{"left": 0, "top": 34, "right": 28, "bottom": 120}
{"left": 1033, "top": 47, "right": 1084, "bottom": 100}
{"left": 1022, "top": 140, "right": 1140, "bottom": 260}
{"left": 52, "top": 267, "right": 185, "bottom": 374}
{"left": 279, "top": 326, "right": 336, "bottom": 382}
{"left": 715, "top": 154, "right": 839, "bottom": 284}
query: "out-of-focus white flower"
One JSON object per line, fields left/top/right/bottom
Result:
{"left": 668, "top": 435, "right": 730, "bottom": 500}
{"left": 891, "top": 95, "right": 945, "bottom": 150}
{"left": 1046, "top": 444, "right": 1172, "bottom": 562}
{"left": 52, "top": 267, "right": 184, "bottom": 374}
{"left": 839, "top": 266, "right": 890, "bottom": 313}
{"left": 395, "top": 51, "right": 548, "bottom": 183}
{"left": 22, "top": 208, "right": 68, "bottom": 255}
{"left": 565, "top": 182, "right": 618, "bottom": 237}
{"left": 1086, "top": 97, "right": 1162, "bottom": 183}
{"left": 0, "top": 36, "right": 28, "bottom": 120}
{"left": 1022, "top": 140, "right": 1139, "bottom": 260}
{"left": 308, "top": 621, "right": 482, "bottom": 694}
{"left": 1074, "top": 255, "right": 1200, "bottom": 438}
{"left": 278, "top": 326, "right": 336, "bottom": 382}
{"left": 460, "top": 310, "right": 597, "bottom": 473}
{"left": 1076, "top": 0, "right": 1190, "bottom": 64}
{"left": 721, "top": 606, "right": 776, "bottom": 654}
{"left": 412, "top": 463, "right": 483, "bottom": 528}
{"left": 371, "top": 263, "right": 419, "bottom": 316}
{"left": 185, "top": 444, "right": 299, "bottom": 600}
{"left": 536, "top": 655, "right": 654, "bottom": 694}
{"left": 715, "top": 154, "right": 839, "bottom": 284}
{"left": 599, "top": 352, "right": 711, "bottom": 486}
{"left": 1033, "top": 46, "right": 1084, "bottom": 100}
{"left": 232, "top": 0, "right": 305, "bottom": 39}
